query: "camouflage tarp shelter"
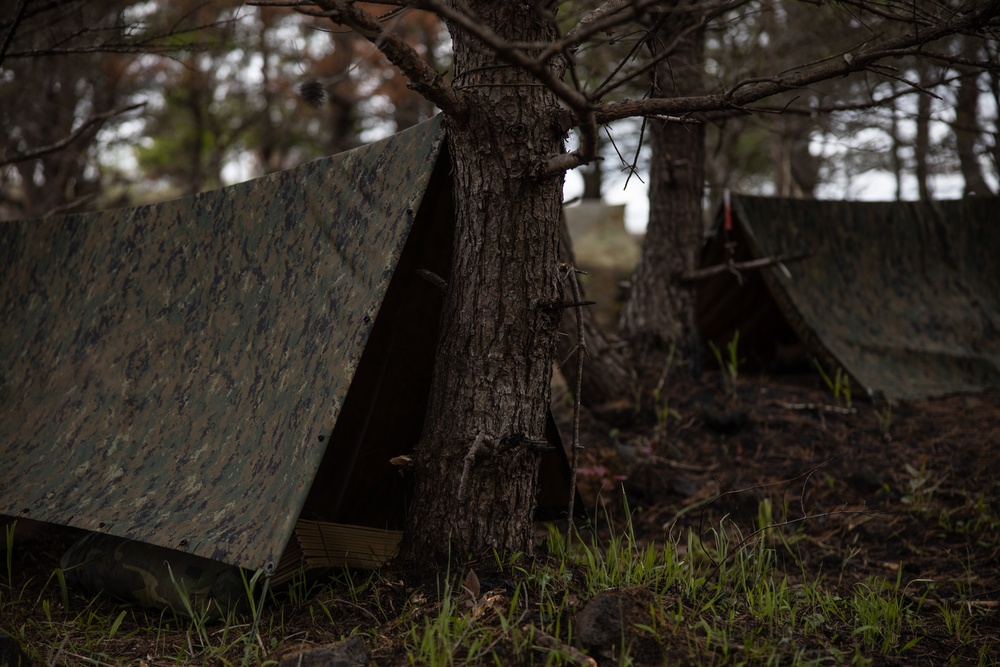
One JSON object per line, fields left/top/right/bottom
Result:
{"left": 698, "top": 194, "right": 1000, "bottom": 401}
{"left": 0, "top": 115, "right": 577, "bottom": 578}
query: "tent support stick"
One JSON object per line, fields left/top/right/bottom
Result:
{"left": 680, "top": 252, "right": 809, "bottom": 283}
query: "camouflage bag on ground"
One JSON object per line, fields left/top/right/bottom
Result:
{"left": 60, "top": 532, "right": 248, "bottom": 619}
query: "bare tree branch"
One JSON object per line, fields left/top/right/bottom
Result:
{"left": 414, "top": 0, "right": 590, "bottom": 111}
{"left": 556, "top": 0, "right": 741, "bottom": 62}
{"left": 4, "top": 15, "right": 240, "bottom": 60}
{"left": 0, "top": 102, "right": 146, "bottom": 168}
{"left": 251, "top": 0, "right": 465, "bottom": 118}
{"left": 239, "top": 0, "right": 1000, "bottom": 176}
{"left": 564, "top": 0, "right": 633, "bottom": 46}
{"left": 591, "top": 5, "right": 721, "bottom": 100}
{"left": 594, "top": 0, "right": 1000, "bottom": 124}
{"left": 410, "top": 0, "right": 600, "bottom": 169}
{"left": 0, "top": 0, "right": 28, "bottom": 67}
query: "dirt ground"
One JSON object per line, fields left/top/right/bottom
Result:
{"left": 555, "top": 370, "right": 1000, "bottom": 664}
{"left": 3, "top": 370, "right": 998, "bottom": 665}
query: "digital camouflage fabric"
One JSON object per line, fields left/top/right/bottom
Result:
{"left": 0, "top": 115, "right": 446, "bottom": 572}
{"left": 60, "top": 532, "right": 246, "bottom": 619}
{"left": 699, "top": 195, "right": 1000, "bottom": 401}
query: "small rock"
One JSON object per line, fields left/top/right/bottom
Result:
{"left": 614, "top": 442, "right": 639, "bottom": 467}
{"left": 819, "top": 551, "right": 843, "bottom": 572}
{"left": 624, "top": 463, "right": 700, "bottom": 504}
{"left": 574, "top": 587, "right": 664, "bottom": 664}
{"left": 702, "top": 410, "right": 749, "bottom": 434}
{"left": 276, "top": 635, "right": 368, "bottom": 667}
{"left": 847, "top": 464, "right": 883, "bottom": 494}
{"left": 591, "top": 399, "right": 638, "bottom": 427}
{"left": 669, "top": 474, "right": 701, "bottom": 498}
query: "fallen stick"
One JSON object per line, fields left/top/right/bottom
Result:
{"left": 523, "top": 625, "right": 597, "bottom": 667}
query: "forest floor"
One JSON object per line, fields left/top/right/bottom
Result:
{"left": 2, "top": 371, "right": 998, "bottom": 666}
{"left": 557, "top": 372, "right": 1000, "bottom": 665}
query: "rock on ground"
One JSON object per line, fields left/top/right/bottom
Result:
{"left": 275, "top": 635, "right": 368, "bottom": 667}
{"left": 574, "top": 586, "right": 668, "bottom": 664}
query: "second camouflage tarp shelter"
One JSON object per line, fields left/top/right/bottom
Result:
{"left": 0, "top": 116, "right": 577, "bottom": 582}
{"left": 698, "top": 194, "right": 1000, "bottom": 401}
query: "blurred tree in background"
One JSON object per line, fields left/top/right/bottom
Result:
{"left": 1, "top": 0, "right": 444, "bottom": 217}
{"left": 3, "top": 1, "right": 995, "bottom": 221}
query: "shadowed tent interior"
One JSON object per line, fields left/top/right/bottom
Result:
{"left": 0, "top": 116, "right": 581, "bottom": 601}
{"left": 698, "top": 194, "right": 1000, "bottom": 401}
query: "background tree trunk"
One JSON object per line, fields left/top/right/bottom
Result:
{"left": 770, "top": 112, "right": 819, "bottom": 198}
{"left": 890, "top": 87, "right": 905, "bottom": 200}
{"left": 618, "top": 17, "right": 706, "bottom": 393}
{"left": 954, "top": 39, "right": 994, "bottom": 196}
{"left": 579, "top": 143, "right": 604, "bottom": 201}
{"left": 555, "top": 214, "right": 638, "bottom": 422}
{"left": 401, "top": 0, "right": 566, "bottom": 563}
{"left": 915, "top": 79, "right": 932, "bottom": 201}
{"left": 990, "top": 65, "right": 1000, "bottom": 180}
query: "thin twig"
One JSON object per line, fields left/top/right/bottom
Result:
{"left": 594, "top": 0, "right": 1000, "bottom": 123}
{"left": 457, "top": 433, "right": 487, "bottom": 501}
{"left": 252, "top": 0, "right": 464, "bottom": 118}
{"left": 703, "top": 504, "right": 880, "bottom": 585}
{"left": 777, "top": 401, "right": 856, "bottom": 415}
{"left": 624, "top": 114, "right": 648, "bottom": 189}
{"left": 412, "top": 0, "right": 593, "bottom": 125}
{"left": 0, "top": 102, "right": 146, "bottom": 167}
{"left": 562, "top": 263, "right": 587, "bottom": 545}
{"left": 0, "top": 0, "right": 27, "bottom": 66}
{"left": 653, "top": 341, "right": 676, "bottom": 400}
{"left": 680, "top": 252, "right": 809, "bottom": 283}
{"left": 524, "top": 624, "right": 597, "bottom": 666}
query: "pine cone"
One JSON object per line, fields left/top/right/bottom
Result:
{"left": 298, "top": 79, "right": 326, "bottom": 107}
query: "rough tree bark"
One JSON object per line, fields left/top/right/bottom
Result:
{"left": 618, "top": 17, "right": 706, "bottom": 391}
{"left": 400, "top": 0, "right": 567, "bottom": 562}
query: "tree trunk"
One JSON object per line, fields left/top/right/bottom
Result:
{"left": 579, "top": 147, "right": 603, "bottom": 201}
{"left": 183, "top": 67, "right": 207, "bottom": 196}
{"left": 770, "top": 112, "right": 819, "bottom": 198}
{"left": 914, "top": 88, "right": 932, "bottom": 201}
{"left": 7, "top": 19, "right": 114, "bottom": 218}
{"left": 953, "top": 41, "right": 994, "bottom": 196}
{"left": 618, "top": 19, "right": 706, "bottom": 392}
{"left": 890, "top": 87, "right": 905, "bottom": 200}
{"left": 401, "top": 0, "right": 566, "bottom": 563}
{"left": 991, "top": 66, "right": 1000, "bottom": 180}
